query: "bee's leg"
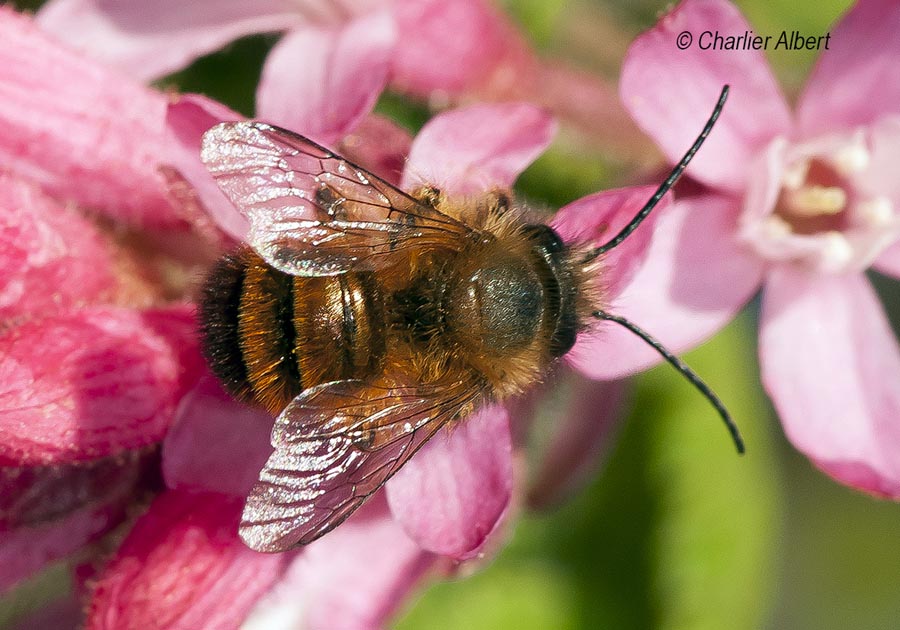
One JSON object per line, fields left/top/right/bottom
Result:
{"left": 484, "top": 189, "right": 512, "bottom": 214}
{"left": 412, "top": 185, "right": 443, "bottom": 208}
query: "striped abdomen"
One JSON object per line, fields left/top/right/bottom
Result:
{"left": 199, "top": 248, "right": 386, "bottom": 414}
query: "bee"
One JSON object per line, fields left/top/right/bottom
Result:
{"left": 198, "top": 86, "right": 741, "bottom": 553}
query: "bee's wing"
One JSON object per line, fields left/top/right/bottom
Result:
{"left": 201, "top": 122, "right": 473, "bottom": 276}
{"left": 240, "top": 376, "right": 482, "bottom": 552}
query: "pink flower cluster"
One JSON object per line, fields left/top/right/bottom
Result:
{"left": 0, "top": 3, "right": 632, "bottom": 627}
{"left": 2, "top": 0, "right": 899, "bottom": 626}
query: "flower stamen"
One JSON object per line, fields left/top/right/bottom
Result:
{"left": 773, "top": 158, "right": 851, "bottom": 236}
{"left": 831, "top": 132, "right": 870, "bottom": 176}
{"left": 781, "top": 160, "right": 809, "bottom": 191}
{"left": 762, "top": 215, "right": 793, "bottom": 238}
{"left": 858, "top": 196, "right": 894, "bottom": 227}
{"left": 782, "top": 185, "right": 847, "bottom": 218}
{"left": 821, "top": 231, "right": 853, "bottom": 269}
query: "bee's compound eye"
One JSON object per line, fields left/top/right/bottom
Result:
{"left": 523, "top": 224, "right": 565, "bottom": 254}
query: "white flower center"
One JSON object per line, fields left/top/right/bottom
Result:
{"left": 741, "top": 131, "right": 899, "bottom": 273}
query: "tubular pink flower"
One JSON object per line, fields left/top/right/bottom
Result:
{"left": 35, "top": 0, "right": 533, "bottom": 124}
{"left": 0, "top": 4, "right": 208, "bottom": 604}
{"left": 619, "top": 0, "right": 900, "bottom": 496}
{"left": 390, "top": 0, "right": 537, "bottom": 98}
{"left": 254, "top": 10, "right": 396, "bottom": 141}
{"left": 35, "top": 0, "right": 648, "bottom": 160}
{"left": 401, "top": 102, "right": 558, "bottom": 195}
{"left": 0, "top": 307, "right": 199, "bottom": 467}
{"left": 242, "top": 495, "right": 440, "bottom": 630}
{"left": 35, "top": 0, "right": 304, "bottom": 82}
{"left": 0, "top": 452, "right": 157, "bottom": 593}
{"left": 85, "top": 491, "right": 287, "bottom": 630}
{"left": 0, "top": 8, "right": 184, "bottom": 229}
{"left": 0, "top": 176, "right": 117, "bottom": 320}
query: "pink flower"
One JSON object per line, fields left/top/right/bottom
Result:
{"left": 613, "top": 0, "right": 900, "bottom": 496}
{"left": 35, "top": 0, "right": 536, "bottom": 128}
{"left": 35, "top": 0, "right": 650, "bottom": 160}
{"left": 0, "top": 7, "right": 634, "bottom": 627}
{"left": 0, "top": 6, "right": 205, "bottom": 596}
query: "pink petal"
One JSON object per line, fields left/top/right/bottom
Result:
{"left": 760, "top": 267, "right": 900, "bottom": 497}
{"left": 567, "top": 193, "right": 764, "bottom": 379}
{"left": 855, "top": 115, "right": 900, "bottom": 278}
{"left": 0, "top": 306, "right": 202, "bottom": 466}
{"left": 875, "top": 241, "right": 900, "bottom": 279}
{"left": 86, "top": 490, "right": 286, "bottom": 630}
{"left": 551, "top": 185, "right": 670, "bottom": 299}
{"left": 524, "top": 370, "right": 630, "bottom": 510}
{"left": 0, "top": 500, "right": 127, "bottom": 594}
{"left": 391, "top": 0, "right": 538, "bottom": 99}
{"left": 244, "top": 495, "right": 437, "bottom": 630}
{"left": 620, "top": 0, "right": 791, "bottom": 194}
{"left": 0, "top": 451, "right": 157, "bottom": 592}
{"left": 796, "top": 0, "right": 900, "bottom": 137}
{"left": 256, "top": 12, "right": 395, "bottom": 144}
{"left": 338, "top": 114, "right": 413, "bottom": 186}
{"left": 0, "top": 8, "right": 183, "bottom": 228}
{"left": 163, "top": 375, "right": 273, "bottom": 497}
{"left": 386, "top": 405, "right": 512, "bottom": 559}
{"left": 0, "top": 175, "right": 116, "bottom": 320}
{"left": 854, "top": 114, "right": 900, "bottom": 209}
{"left": 1, "top": 451, "right": 156, "bottom": 531}
{"left": 37, "top": 0, "right": 302, "bottom": 81}
{"left": 401, "top": 102, "right": 556, "bottom": 196}
{"left": 165, "top": 94, "right": 249, "bottom": 241}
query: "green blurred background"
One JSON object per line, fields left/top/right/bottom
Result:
{"left": 7, "top": 1, "right": 900, "bottom": 629}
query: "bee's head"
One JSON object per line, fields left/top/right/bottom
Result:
{"left": 522, "top": 224, "right": 580, "bottom": 358}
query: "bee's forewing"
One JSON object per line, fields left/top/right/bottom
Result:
{"left": 201, "top": 122, "right": 471, "bottom": 277}
{"left": 240, "top": 376, "right": 480, "bottom": 551}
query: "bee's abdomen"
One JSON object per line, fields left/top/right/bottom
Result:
{"left": 199, "top": 248, "right": 386, "bottom": 415}
{"left": 236, "top": 253, "right": 305, "bottom": 414}
{"left": 293, "top": 270, "right": 385, "bottom": 389}
{"left": 198, "top": 252, "right": 254, "bottom": 402}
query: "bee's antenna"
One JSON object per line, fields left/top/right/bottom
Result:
{"left": 582, "top": 85, "right": 729, "bottom": 264}
{"left": 593, "top": 309, "right": 744, "bottom": 454}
